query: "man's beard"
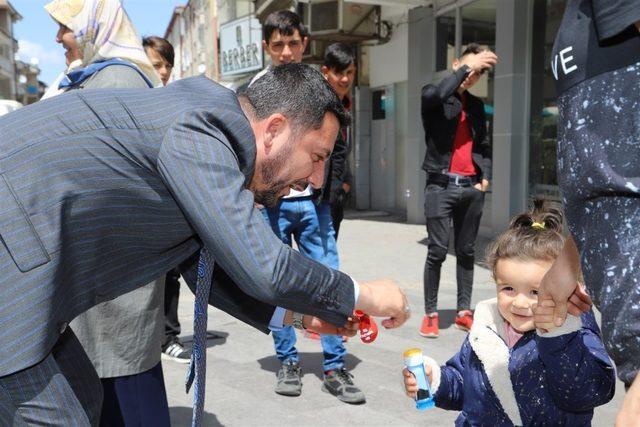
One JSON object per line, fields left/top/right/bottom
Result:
{"left": 253, "top": 137, "right": 307, "bottom": 207}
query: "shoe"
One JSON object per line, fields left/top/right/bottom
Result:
{"left": 161, "top": 340, "right": 191, "bottom": 364}
{"left": 455, "top": 310, "right": 474, "bottom": 332}
{"left": 322, "top": 368, "right": 366, "bottom": 404}
{"left": 419, "top": 313, "right": 439, "bottom": 338}
{"left": 275, "top": 360, "right": 302, "bottom": 396}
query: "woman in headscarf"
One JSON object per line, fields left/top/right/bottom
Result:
{"left": 42, "top": 1, "right": 169, "bottom": 426}
{"left": 43, "top": 0, "right": 160, "bottom": 98}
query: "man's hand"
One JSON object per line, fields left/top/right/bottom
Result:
{"left": 567, "top": 283, "right": 592, "bottom": 316}
{"left": 616, "top": 374, "right": 640, "bottom": 427}
{"left": 462, "top": 50, "right": 498, "bottom": 74}
{"left": 302, "top": 315, "right": 359, "bottom": 337}
{"left": 402, "top": 364, "right": 432, "bottom": 399}
{"left": 355, "top": 279, "right": 410, "bottom": 329}
{"left": 473, "top": 179, "right": 490, "bottom": 192}
{"left": 538, "top": 236, "right": 582, "bottom": 327}
{"left": 342, "top": 182, "right": 351, "bottom": 194}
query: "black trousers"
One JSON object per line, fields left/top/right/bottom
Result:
{"left": 163, "top": 268, "right": 181, "bottom": 348}
{"left": 331, "top": 196, "right": 345, "bottom": 240}
{"left": 100, "top": 362, "right": 170, "bottom": 427}
{"left": 423, "top": 183, "right": 484, "bottom": 313}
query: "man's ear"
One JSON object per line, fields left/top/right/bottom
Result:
{"left": 302, "top": 36, "right": 309, "bottom": 51}
{"left": 320, "top": 65, "right": 329, "bottom": 78}
{"left": 262, "top": 40, "right": 269, "bottom": 55}
{"left": 452, "top": 58, "right": 460, "bottom": 71}
{"left": 263, "top": 113, "right": 287, "bottom": 151}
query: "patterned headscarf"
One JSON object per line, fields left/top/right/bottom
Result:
{"left": 44, "top": 0, "right": 160, "bottom": 86}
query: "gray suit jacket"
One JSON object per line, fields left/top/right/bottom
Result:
{"left": 0, "top": 76, "right": 355, "bottom": 377}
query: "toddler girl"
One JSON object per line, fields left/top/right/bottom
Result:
{"left": 403, "top": 200, "right": 615, "bottom": 426}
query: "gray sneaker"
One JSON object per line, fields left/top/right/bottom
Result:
{"left": 275, "top": 360, "right": 302, "bottom": 396}
{"left": 322, "top": 368, "right": 366, "bottom": 404}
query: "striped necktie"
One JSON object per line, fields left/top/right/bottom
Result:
{"left": 186, "top": 248, "right": 214, "bottom": 427}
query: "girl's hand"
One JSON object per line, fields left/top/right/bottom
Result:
{"left": 533, "top": 299, "right": 557, "bottom": 333}
{"left": 402, "top": 364, "right": 432, "bottom": 399}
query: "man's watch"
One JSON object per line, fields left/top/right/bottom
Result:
{"left": 292, "top": 312, "right": 306, "bottom": 330}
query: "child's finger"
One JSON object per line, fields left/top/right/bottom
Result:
{"left": 425, "top": 363, "right": 433, "bottom": 385}
{"left": 539, "top": 299, "right": 556, "bottom": 308}
{"left": 536, "top": 320, "right": 556, "bottom": 331}
{"left": 534, "top": 312, "right": 555, "bottom": 323}
{"left": 534, "top": 306, "right": 555, "bottom": 316}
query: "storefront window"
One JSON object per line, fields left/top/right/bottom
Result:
{"left": 462, "top": 0, "right": 496, "bottom": 166}
{"left": 529, "top": 0, "right": 567, "bottom": 199}
{"left": 435, "top": 10, "right": 456, "bottom": 72}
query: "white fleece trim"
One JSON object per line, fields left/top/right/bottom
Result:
{"left": 536, "top": 314, "right": 582, "bottom": 338}
{"left": 469, "top": 298, "right": 523, "bottom": 426}
{"left": 423, "top": 355, "right": 442, "bottom": 394}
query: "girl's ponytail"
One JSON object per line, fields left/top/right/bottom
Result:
{"left": 485, "top": 199, "right": 565, "bottom": 277}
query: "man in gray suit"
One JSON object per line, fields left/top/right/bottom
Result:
{"left": 0, "top": 63, "right": 408, "bottom": 425}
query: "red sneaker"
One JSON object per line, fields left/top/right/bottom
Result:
{"left": 419, "top": 313, "right": 439, "bottom": 338}
{"left": 454, "top": 310, "right": 474, "bottom": 332}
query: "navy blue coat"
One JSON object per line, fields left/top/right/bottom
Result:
{"left": 426, "top": 299, "right": 615, "bottom": 426}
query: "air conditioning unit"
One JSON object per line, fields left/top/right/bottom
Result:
{"left": 307, "top": 0, "right": 377, "bottom": 39}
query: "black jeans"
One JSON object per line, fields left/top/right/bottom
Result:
{"left": 423, "top": 183, "right": 484, "bottom": 313}
{"left": 330, "top": 192, "right": 346, "bottom": 240}
{"left": 163, "top": 268, "right": 181, "bottom": 348}
{"left": 557, "top": 63, "right": 640, "bottom": 385}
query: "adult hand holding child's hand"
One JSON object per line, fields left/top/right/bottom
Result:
{"left": 538, "top": 236, "right": 592, "bottom": 327}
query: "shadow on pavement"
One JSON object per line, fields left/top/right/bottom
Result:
{"left": 343, "top": 209, "right": 405, "bottom": 223}
{"left": 437, "top": 309, "right": 460, "bottom": 329}
{"left": 257, "top": 352, "right": 363, "bottom": 381}
{"left": 417, "top": 233, "right": 492, "bottom": 268}
{"left": 179, "top": 330, "right": 229, "bottom": 348}
{"left": 170, "top": 406, "right": 222, "bottom": 426}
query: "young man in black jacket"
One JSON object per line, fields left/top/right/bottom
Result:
{"left": 419, "top": 44, "right": 497, "bottom": 338}
{"left": 319, "top": 43, "right": 356, "bottom": 240}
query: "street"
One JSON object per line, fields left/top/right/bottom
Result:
{"left": 162, "top": 211, "right": 625, "bottom": 426}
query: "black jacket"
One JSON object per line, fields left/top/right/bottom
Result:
{"left": 316, "top": 98, "right": 353, "bottom": 204}
{"left": 420, "top": 65, "right": 492, "bottom": 181}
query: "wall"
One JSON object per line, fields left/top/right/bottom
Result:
{"left": 368, "top": 6, "right": 409, "bottom": 88}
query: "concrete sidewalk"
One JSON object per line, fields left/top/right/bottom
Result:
{"left": 162, "top": 212, "right": 624, "bottom": 426}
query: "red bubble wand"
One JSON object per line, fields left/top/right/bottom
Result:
{"left": 353, "top": 310, "right": 379, "bottom": 343}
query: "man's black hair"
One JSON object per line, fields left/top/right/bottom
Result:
{"left": 461, "top": 43, "right": 483, "bottom": 58}
{"left": 323, "top": 43, "right": 356, "bottom": 73}
{"left": 263, "top": 10, "right": 308, "bottom": 43}
{"left": 240, "top": 63, "right": 350, "bottom": 132}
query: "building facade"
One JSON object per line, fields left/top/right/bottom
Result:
{"left": 352, "top": 0, "right": 564, "bottom": 237}
{"left": 15, "top": 59, "right": 44, "bottom": 105}
{"left": 165, "top": 0, "right": 255, "bottom": 86}
{"left": 0, "top": 0, "right": 20, "bottom": 100}
{"left": 166, "top": 0, "right": 566, "bottom": 237}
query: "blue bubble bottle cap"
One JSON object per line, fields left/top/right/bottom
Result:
{"left": 416, "top": 398, "right": 436, "bottom": 411}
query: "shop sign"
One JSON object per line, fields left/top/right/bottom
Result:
{"left": 220, "top": 16, "right": 263, "bottom": 76}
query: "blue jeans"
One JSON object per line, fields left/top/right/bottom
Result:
{"left": 261, "top": 198, "right": 345, "bottom": 372}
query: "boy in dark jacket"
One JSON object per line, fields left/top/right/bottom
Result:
{"left": 405, "top": 201, "right": 615, "bottom": 426}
